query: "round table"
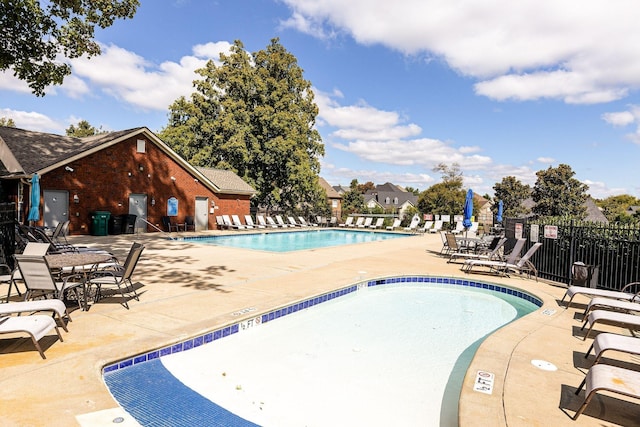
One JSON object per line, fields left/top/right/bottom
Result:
{"left": 45, "top": 252, "right": 113, "bottom": 270}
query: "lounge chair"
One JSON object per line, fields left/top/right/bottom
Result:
{"left": 246, "top": 215, "right": 263, "bottom": 229}
{"left": 275, "top": 215, "right": 290, "bottom": 228}
{"left": 439, "top": 231, "right": 449, "bottom": 254}
{"left": 417, "top": 221, "right": 433, "bottom": 233}
{"left": 403, "top": 216, "right": 420, "bottom": 232}
{"left": 5, "top": 242, "right": 53, "bottom": 301}
{"left": 329, "top": 217, "right": 338, "bottom": 227}
{"left": 0, "top": 299, "right": 70, "bottom": 332}
{"left": 258, "top": 215, "right": 277, "bottom": 228}
{"left": 462, "top": 239, "right": 532, "bottom": 277}
{"left": 573, "top": 364, "right": 640, "bottom": 420}
{"left": 370, "top": 218, "right": 384, "bottom": 229}
{"left": 15, "top": 255, "right": 86, "bottom": 310}
{"left": 316, "top": 216, "right": 326, "bottom": 227}
{"left": 428, "top": 220, "right": 443, "bottom": 233}
{"left": 448, "top": 237, "right": 507, "bottom": 264}
{"left": 266, "top": 216, "right": 282, "bottom": 228}
{"left": 216, "top": 216, "right": 229, "bottom": 230}
{"left": 450, "top": 221, "right": 464, "bottom": 234}
{"left": 231, "top": 215, "right": 246, "bottom": 229}
{"left": 0, "top": 314, "right": 63, "bottom": 359}
{"left": 583, "top": 332, "right": 640, "bottom": 365}
{"left": 561, "top": 282, "right": 640, "bottom": 309}
{"left": 87, "top": 242, "right": 144, "bottom": 310}
{"left": 339, "top": 217, "right": 354, "bottom": 228}
{"left": 582, "top": 297, "right": 640, "bottom": 318}
{"left": 385, "top": 219, "right": 401, "bottom": 231}
{"left": 222, "top": 215, "right": 242, "bottom": 230}
{"left": 288, "top": 216, "right": 303, "bottom": 227}
{"left": 359, "top": 217, "right": 373, "bottom": 228}
{"left": 299, "top": 216, "right": 317, "bottom": 227}
{"left": 581, "top": 309, "right": 640, "bottom": 340}
{"left": 352, "top": 217, "right": 365, "bottom": 228}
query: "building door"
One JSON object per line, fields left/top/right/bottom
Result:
{"left": 195, "top": 197, "right": 208, "bottom": 231}
{"left": 128, "top": 194, "right": 147, "bottom": 233}
{"left": 43, "top": 190, "right": 68, "bottom": 229}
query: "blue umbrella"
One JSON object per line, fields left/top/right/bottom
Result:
{"left": 496, "top": 200, "right": 504, "bottom": 223}
{"left": 462, "top": 189, "right": 473, "bottom": 229}
{"left": 27, "top": 173, "right": 40, "bottom": 222}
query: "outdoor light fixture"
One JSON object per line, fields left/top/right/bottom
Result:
{"left": 170, "top": 176, "right": 176, "bottom": 181}
{"left": 65, "top": 166, "right": 74, "bottom": 172}
{"left": 127, "top": 172, "right": 132, "bottom": 177}
{"left": 151, "top": 198, "right": 155, "bottom": 206}
{"left": 73, "top": 194, "right": 79, "bottom": 204}
{"left": 138, "top": 164, "right": 144, "bottom": 172}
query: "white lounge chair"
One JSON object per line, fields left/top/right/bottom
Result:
{"left": 351, "top": 217, "right": 365, "bottom": 228}
{"left": 573, "top": 364, "right": 640, "bottom": 420}
{"left": 275, "top": 215, "right": 290, "bottom": 228}
{"left": 288, "top": 216, "right": 303, "bottom": 227}
{"left": 244, "top": 215, "right": 258, "bottom": 228}
{"left": 450, "top": 221, "right": 464, "bottom": 234}
{"left": 359, "top": 217, "right": 373, "bottom": 228}
{"left": 258, "top": 215, "right": 277, "bottom": 228}
{"left": 385, "top": 219, "right": 401, "bottom": 231}
{"left": 266, "top": 216, "right": 282, "bottom": 228}
{"left": 562, "top": 282, "right": 640, "bottom": 309}
{"left": 581, "top": 309, "right": 640, "bottom": 340}
{"left": 462, "top": 239, "right": 532, "bottom": 277}
{"left": 231, "top": 215, "right": 246, "bottom": 229}
{"left": 370, "top": 218, "right": 384, "bottom": 229}
{"left": 404, "top": 216, "right": 420, "bottom": 232}
{"left": 582, "top": 297, "right": 640, "bottom": 318}
{"left": 417, "top": 220, "right": 433, "bottom": 233}
{"left": 329, "top": 217, "right": 338, "bottom": 227}
{"left": 0, "top": 314, "right": 63, "bottom": 359}
{"left": 339, "top": 217, "right": 354, "bottom": 228}
{"left": 583, "top": 332, "right": 640, "bottom": 365}
{"left": 428, "top": 220, "right": 443, "bottom": 233}
{"left": 300, "top": 217, "right": 317, "bottom": 227}
{"left": 0, "top": 299, "right": 70, "bottom": 332}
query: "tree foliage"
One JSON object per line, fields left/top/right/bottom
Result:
{"left": 159, "top": 39, "right": 325, "bottom": 214}
{"left": 417, "top": 163, "right": 465, "bottom": 215}
{"left": 492, "top": 176, "right": 531, "bottom": 218}
{"left": 532, "top": 164, "right": 589, "bottom": 218}
{"left": 0, "top": 117, "right": 16, "bottom": 127}
{"left": 596, "top": 194, "right": 640, "bottom": 223}
{"left": 66, "top": 120, "right": 105, "bottom": 137}
{"left": 341, "top": 179, "right": 365, "bottom": 216}
{"left": 1, "top": 0, "right": 139, "bottom": 96}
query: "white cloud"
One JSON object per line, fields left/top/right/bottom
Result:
{"left": 536, "top": 157, "right": 555, "bottom": 164}
{"left": 602, "top": 110, "right": 635, "bottom": 127}
{"left": 582, "top": 180, "right": 628, "bottom": 199}
{"left": 281, "top": 0, "right": 640, "bottom": 104}
{"left": 0, "top": 108, "right": 65, "bottom": 133}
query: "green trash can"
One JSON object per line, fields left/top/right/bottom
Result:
{"left": 91, "top": 211, "right": 111, "bottom": 236}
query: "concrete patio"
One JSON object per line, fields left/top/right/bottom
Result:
{"left": 1, "top": 230, "right": 639, "bottom": 426}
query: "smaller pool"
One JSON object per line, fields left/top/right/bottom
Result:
{"left": 179, "top": 229, "right": 410, "bottom": 252}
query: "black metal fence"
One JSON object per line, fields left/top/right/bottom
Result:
{"left": 0, "top": 203, "right": 15, "bottom": 268}
{"left": 504, "top": 217, "right": 640, "bottom": 291}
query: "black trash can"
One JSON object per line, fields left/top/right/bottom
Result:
{"left": 121, "top": 214, "right": 137, "bottom": 234}
{"left": 91, "top": 211, "right": 110, "bottom": 236}
{"left": 108, "top": 215, "right": 123, "bottom": 235}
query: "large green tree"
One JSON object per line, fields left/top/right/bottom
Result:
{"left": 417, "top": 163, "right": 465, "bottom": 215}
{"left": 596, "top": 194, "right": 640, "bottom": 223}
{"left": 341, "top": 179, "right": 365, "bottom": 216}
{"left": 532, "top": 164, "right": 588, "bottom": 218}
{"left": 159, "top": 39, "right": 325, "bottom": 214}
{"left": 0, "top": 117, "right": 16, "bottom": 127}
{"left": 1, "top": 0, "right": 139, "bottom": 96}
{"left": 66, "top": 120, "right": 105, "bottom": 137}
{"left": 492, "top": 176, "right": 531, "bottom": 218}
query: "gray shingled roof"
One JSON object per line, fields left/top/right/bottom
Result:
{"left": 196, "top": 167, "right": 255, "bottom": 194}
{"left": 0, "top": 126, "right": 143, "bottom": 175}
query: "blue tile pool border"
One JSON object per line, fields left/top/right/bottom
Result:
{"left": 102, "top": 275, "right": 543, "bottom": 375}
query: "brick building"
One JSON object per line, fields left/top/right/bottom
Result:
{"left": 0, "top": 126, "right": 255, "bottom": 234}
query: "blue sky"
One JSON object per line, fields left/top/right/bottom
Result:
{"left": 2, "top": 0, "right": 639, "bottom": 199}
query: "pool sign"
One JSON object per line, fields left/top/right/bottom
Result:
{"left": 543, "top": 225, "right": 558, "bottom": 239}
{"left": 473, "top": 370, "right": 495, "bottom": 394}
{"left": 167, "top": 197, "right": 178, "bottom": 216}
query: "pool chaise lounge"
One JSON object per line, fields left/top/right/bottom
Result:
{"left": 573, "top": 364, "right": 640, "bottom": 420}
{"left": 562, "top": 281, "right": 640, "bottom": 309}
{"left": 0, "top": 299, "right": 70, "bottom": 332}
{"left": 583, "top": 332, "right": 640, "bottom": 365}
{"left": 0, "top": 313, "right": 63, "bottom": 359}
{"left": 581, "top": 309, "right": 640, "bottom": 340}
{"left": 583, "top": 297, "right": 640, "bottom": 317}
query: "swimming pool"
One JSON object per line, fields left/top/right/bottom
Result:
{"left": 178, "top": 229, "right": 410, "bottom": 252}
{"left": 103, "top": 276, "right": 541, "bottom": 426}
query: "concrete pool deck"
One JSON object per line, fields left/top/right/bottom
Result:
{"left": 1, "top": 230, "right": 639, "bottom": 426}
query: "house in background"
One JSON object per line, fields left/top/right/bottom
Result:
{"left": 473, "top": 193, "right": 494, "bottom": 231}
{"left": 319, "top": 177, "right": 342, "bottom": 219}
{"left": 0, "top": 126, "right": 255, "bottom": 234}
{"left": 364, "top": 183, "right": 417, "bottom": 218}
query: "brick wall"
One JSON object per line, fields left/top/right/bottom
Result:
{"left": 38, "top": 135, "right": 251, "bottom": 234}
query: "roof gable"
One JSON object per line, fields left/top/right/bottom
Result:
{"left": 196, "top": 168, "right": 255, "bottom": 195}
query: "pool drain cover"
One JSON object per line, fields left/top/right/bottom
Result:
{"left": 531, "top": 359, "right": 557, "bottom": 371}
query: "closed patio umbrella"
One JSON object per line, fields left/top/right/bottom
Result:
{"left": 496, "top": 200, "right": 503, "bottom": 223}
{"left": 462, "top": 189, "right": 473, "bottom": 229}
{"left": 27, "top": 173, "right": 40, "bottom": 222}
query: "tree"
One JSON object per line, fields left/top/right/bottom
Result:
{"left": 0, "top": 117, "right": 16, "bottom": 127}
{"left": 417, "top": 163, "right": 465, "bottom": 215}
{"left": 492, "top": 176, "right": 531, "bottom": 218}
{"left": 596, "top": 194, "right": 640, "bottom": 223}
{"left": 405, "top": 186, "right": 420, "bottom": 196}
{"left": 341, "top": 179, "right": 365, "bottom": 216}
{"left": 357, "top": 181, "right": 375, "bottom": 194}
{"left": 66, "top": 120, "right": 105, "bottom": 137}
{"left": 159, "top": 39, "right": 325, "bottom": 214}
{"left": 532, "top": 164, "right": 589, "bottom": 218}
{"left": 1, "top": 1, "right": 139, "bottom": 96}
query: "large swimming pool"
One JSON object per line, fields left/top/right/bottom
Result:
{"left": 178, "top": 229, "right": 411, "bottom": 252}
{"left": 103, "top": 276, "right": 541, "bottom": 426}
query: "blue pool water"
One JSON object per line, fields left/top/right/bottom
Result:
{"left": 179, "top": 229, "right": 410, "bottom": 252}
{"left": 103, "top": 276, "right": 541, "bottom": 427}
